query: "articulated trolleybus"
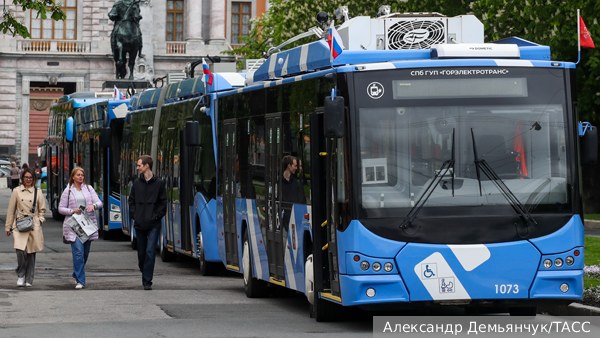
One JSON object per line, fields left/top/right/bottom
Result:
{"left": 44, "top": 92, "right": 129, "bottom": 239}
{"left": 212, "top": 10, "right": 597, "bottom": 320}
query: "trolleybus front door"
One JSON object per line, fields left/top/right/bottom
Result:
{"left": 179, "top": 127, "right": 193, "bottom": 253}
{"left": 223, "top": 120, "right": 239, "bottom": 269}
{"left": 265, "top": 115, "right": 286, "bottom": 282}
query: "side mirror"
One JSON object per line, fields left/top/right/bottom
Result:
{"left": 65, "top": 117, "right": 74, "bottom": 142}
{"left": 100, "top": 127, "right": 112, "bottom": 148}
{"left": 186, "top": 121, "right": 200, "bottom": 147}
{"left": 324, "top": 96, "right": 345, "bottom": 138}
{"left": 580, "top": 124, "right": 598, "bottom": 166}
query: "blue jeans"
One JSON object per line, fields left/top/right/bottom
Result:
{"left": 136, "top": 227, "right": 160, "bottom": 286}
{"left": 71, "top": 238, "right": 91, "bottom": 285}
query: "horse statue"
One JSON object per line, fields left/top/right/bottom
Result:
{"left": 109, "top": 0, "right": 143, "bottom": 80}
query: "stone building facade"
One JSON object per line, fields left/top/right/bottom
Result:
{"left": 0, "top": 0, "right": 269, "bottom": 164}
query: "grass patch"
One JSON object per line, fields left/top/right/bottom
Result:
{"left": 584, "top": 278, "right": 600, "bottom": 289}
{"left": 585, "top": 236, "right": 600, "bottom": 266}
{"left": 584, "top": 214, "right": 600, "bottom": 221}
{"left": 41, "top": 183, "right": 46, "bottom": 189}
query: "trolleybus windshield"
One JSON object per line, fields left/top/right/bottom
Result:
{"left": 355, "top": 67, "right": 571, "bottom": 218}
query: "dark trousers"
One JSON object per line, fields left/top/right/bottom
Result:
{"left": 16, "top": 248, "right": 36, "bottom": 284}
{"left": 136, "top": 227, "right": 160, "bottom": 286}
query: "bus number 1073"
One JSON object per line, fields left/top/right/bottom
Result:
{"left": 495, "top": 284, "right": 519, "bottom": 294}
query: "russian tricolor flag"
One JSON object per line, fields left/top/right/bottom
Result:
{"left": 114, "top": 85, "right": 124, "bottom": 100}
{"left": 202, "top": 58, "right": 213, "bottom": 85}
{"left": 328, "top": 22, "right": 344, "bottom": 59}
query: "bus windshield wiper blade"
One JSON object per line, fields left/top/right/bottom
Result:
{"left": 400, "top": 129, "right": 455, "bottom": 229}
{"left": 471, "top": 129, "right": 537, "bottom": 228}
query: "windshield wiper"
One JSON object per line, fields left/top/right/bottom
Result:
{"left": 400, "top": 129, "right": 455, "bottom": 229}
{"left": 471, "top": 129, "right": 537, "bottom": 228}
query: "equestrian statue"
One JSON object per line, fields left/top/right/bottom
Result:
{"left": 109, "top": 0, "right": 143, "bottom": 79}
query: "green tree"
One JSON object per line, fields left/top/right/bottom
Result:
{"left": 1, "top": 0, "right": 66, "bottom": 38}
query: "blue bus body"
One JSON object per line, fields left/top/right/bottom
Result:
{"left": 208, "top": 17, "right": 590, "bottom": 319}
{"left": 121, "top": 12, "right": 595, "bottom": 319}
{"left": 45, "top": 95, "right": 113, "bottom": 221}
{"left": 75, "top": 99, "right": 130, "bottom": 235}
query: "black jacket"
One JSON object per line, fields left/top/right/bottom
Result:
{"left": 129, "top": 175, "right": 167, "bottom": 230}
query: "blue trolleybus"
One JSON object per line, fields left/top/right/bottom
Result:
{"left": 122, "top": 10, "right": 598, "bottom": 320}
{"left": 75, "top": 98, "right": 130, "bottom": 238}
{"left": 44, "top": 93, "right": 129, "bottom": 240}
{"left": 121, "top": 74, "right": 244, "bottom": 268}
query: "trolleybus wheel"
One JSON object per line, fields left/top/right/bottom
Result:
{"left": 243, "top": 230, "right": 267, "bottom": 298}
{"left": 509, "top": 306, "right": 537, "bottom": 316}
{"left": 130, "top": 226, "right": 137, "bottom": 250}
{"left": 197, "top": 230, "right": 220, "bottom": 276}
{"left": 159, "top": 227, "right": 175, "bottom": 262}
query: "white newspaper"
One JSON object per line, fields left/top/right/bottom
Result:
{"left": 65, "top": 207, "right": 98, "bottom": 243}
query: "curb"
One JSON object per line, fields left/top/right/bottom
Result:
{"left": 541, "top": 303, "right": 600, "bottom": 316}
{"left": 584, "top": 220, "right": 600, "bottom": 229}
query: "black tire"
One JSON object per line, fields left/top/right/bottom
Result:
{"left": 198, "top": 230, "right": 220, "bottom": 276}
{"left": 130, "top": 226, "right": 137, "bottom": 250}
{"left": 242, "top": 230, "right": 268, "bottom": 298}
{"left": 159, "top": 227, "right": 175, "bottom": 262}
{"left": 509, "top": 307, "right": 537, "bottom": 316}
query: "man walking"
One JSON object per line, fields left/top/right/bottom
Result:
{"left": 129, "top": 155, "right": 167, "bottom": 290}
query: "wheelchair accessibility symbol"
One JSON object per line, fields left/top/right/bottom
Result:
{"left": 421, "top": 263, "right": 437, "bottom": 279}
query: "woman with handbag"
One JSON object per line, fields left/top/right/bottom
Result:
{"left": 58, "top": 167, "right": 102, "bottom": 289}
{"left": 4, "top": 168, "right": 46, "bottom": 287}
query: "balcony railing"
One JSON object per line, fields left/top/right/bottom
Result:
{"left": 166, "top": 42, "right": 186, "bottom": 54}
{"left": 16, "top": 39, "right": 91, "bottom": 53}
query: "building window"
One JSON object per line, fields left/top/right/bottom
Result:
{"left": 166, "top": 0, "right": 184, "bottom": 41}
{"left": 31, "top": 0, "right": 76, "bottom": 40}
{"left": 231, "top": 2, "right": 251, "bottom": 44}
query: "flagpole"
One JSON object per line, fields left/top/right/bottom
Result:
{"left": 329, "top": 21, "right": 335, "bottom": 67}
{"left": 577, "top": 9, "right": 581, "bottom": 65}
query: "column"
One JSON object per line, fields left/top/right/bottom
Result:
{"left": 185, "top": 0, "right": 203, "bottom": 43}
{"left": 20, "top": 76, "right": 30, "bottom": 165}
{"left": 209, "top": 0, "right": 226, "bottom": 44}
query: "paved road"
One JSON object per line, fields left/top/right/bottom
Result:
{"left": 0, "top": 188, "right": 374, "bottom": 337}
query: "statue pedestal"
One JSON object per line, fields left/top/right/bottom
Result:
{"left": 102, "top": 79, "right": 152, "bottom": 91}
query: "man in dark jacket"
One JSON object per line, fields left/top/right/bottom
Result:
{"left": 129, "top": 155, "right": 167, "bottom": 290}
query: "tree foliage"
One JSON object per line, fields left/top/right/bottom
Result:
{"left": 1, "top": 0, "right": 66, "bottom": 38}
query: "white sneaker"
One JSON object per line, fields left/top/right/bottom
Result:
{"left": 25, "top": 283, "right": 32, "bottom": 287}
{"left": 75, "top": 283, "right": 84, "bottom": 289}
{"left": 17, "top": 277, "right": 24, "bottom": 287}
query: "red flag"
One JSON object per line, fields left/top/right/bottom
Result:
{"left": 513, "top": 123, "right": 528, "bottom": 177}
{"left": 580, "top": 16, "right": 595, "bottom": 48}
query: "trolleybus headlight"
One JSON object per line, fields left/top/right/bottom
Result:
{"left": 366, "top": 288, "right": 376, "bottom": 297}
{"left": 560, "top": 283, "right": 569, "bottom": 293}
{"left": 360, "top": 261, "right": 370, "bottom": 271}
{"left": 543, "top": 259, "right": 552, "bottom": 269}
{"left": 565, "top": 256, "right": 574, "bottom": 266}
{"left": 554, "top": 258, "right": 563, "bottom": 268}
{"left": 372, "top": 262, "right": 381, "bottom": 272}
{"left": 384, "top": 262, "right": 393, "bottom": 272}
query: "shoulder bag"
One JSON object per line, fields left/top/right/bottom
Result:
{"left": 15, "top": 187, "right": 37, "bottom": 232}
